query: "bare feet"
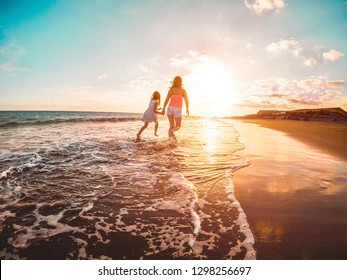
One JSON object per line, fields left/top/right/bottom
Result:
{"left": 136, "top": 133, "right": 141, "bottom": 142}
{"left": 154, "top": 133, "right": 159, "bottom": 137}
{"left": 168, "top": 128, "right": 175, "bottom": 138}
{"left": 168, "top": 129, "right": 177, "bottom": 140}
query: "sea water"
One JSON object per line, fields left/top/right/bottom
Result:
{"left": 0, "top": 111, "right": 255, "bottom": 259}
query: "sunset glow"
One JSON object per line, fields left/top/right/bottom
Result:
{"left": 184, "top": 57, "right": 239, "bottom": 116}
{"left": 0, "top": 0, "right": 346, "bottom": 116}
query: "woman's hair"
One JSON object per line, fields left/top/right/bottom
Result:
{"left": 171, "top": 76, "right": 183, "bottom": 88}
{"left": 152, "top": 91, "right": 161, "bottom": 105}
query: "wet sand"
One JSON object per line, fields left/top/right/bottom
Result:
{"left": 233, "top": 120, "right": 347, "bottom": 259}
{"left": 240, "top": 120, "right": 347, "bottom": 161}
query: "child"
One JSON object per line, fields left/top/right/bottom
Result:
{"left": 136, "top": 91, "right": 163, "bottom": 142}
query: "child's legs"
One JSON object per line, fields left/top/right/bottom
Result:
{"left": 154, "top": 122, "right": 159, "bottom": 135}
{"left": 137, "top": 123, "right": 149, "bottom": 136}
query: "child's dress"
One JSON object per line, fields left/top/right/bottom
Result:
{"left": 142, "top": 99, "right": 158, "bottom": 123}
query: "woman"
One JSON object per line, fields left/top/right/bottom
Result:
{"left": 162, "top": 76, "right": 189, "bottom": 138}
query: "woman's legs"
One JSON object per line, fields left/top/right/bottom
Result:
{"left": 167, "top": 115, "right": 175, "bottom": 137}
{"left": 167, "top": 106, "right": 183, "bottom": 138}
{"left": 171, "top": 117, "right": 181, "bottom": 132}
{"left": 168, "top": 115, "right": 182, "bottom": 138}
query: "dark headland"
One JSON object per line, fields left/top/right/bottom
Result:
{"left": 230, "top": 107, "right": 347, "bottom": 122}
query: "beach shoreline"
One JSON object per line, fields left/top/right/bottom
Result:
{"left": 238, "top": 119, "right": 347, "bottom": 161}
{"left": 232, "top": 120, "right": 347, "bottom": 259}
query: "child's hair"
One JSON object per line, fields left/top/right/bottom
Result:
{"left": 171, "top": 76, "right": 183, "bottom": 88}
{"left": 152, "top": 91, "right": 161, "bottom": 105}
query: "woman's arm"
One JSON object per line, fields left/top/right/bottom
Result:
{"left": 162, "top": 89, "right": 172, "bottom": 114}
{"left": 183, "top": 90, "right": 189, "bottom": 116}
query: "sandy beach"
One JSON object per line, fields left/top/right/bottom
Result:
{"left": 240, "top": 120, "right": 347, "bottom": 161}
{"left": 233, "top": 120, "right": 347, "bottom": 259}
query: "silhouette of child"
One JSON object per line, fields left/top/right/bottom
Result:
{"left": 136, "top": 91, "right": 163, "bottom": 141}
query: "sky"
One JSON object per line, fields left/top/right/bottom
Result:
{"left": 0, "top": 0, "right": 346, "bottom": 116}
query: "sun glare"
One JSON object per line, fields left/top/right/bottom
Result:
{"left": 184, "top": 60, "right": 239, "bottom": 117}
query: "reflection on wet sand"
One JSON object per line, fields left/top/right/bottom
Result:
{"left": 255, "top": 219, "right": 284, "bottom": 244}
{"left": 233, "top": 121, "right": 347, "bottom": 259}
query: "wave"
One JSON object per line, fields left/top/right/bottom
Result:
{"left": 0, "top": 118, "right": 255, "bottom": 259}
{"left": 0, "top": 116, "right": 141, "bottom": 128}
{"left": 1, "top": 153, "right": 43, "bottom": 199}
{"left": 1, "top": 153, "right": 43, "bottom": 179}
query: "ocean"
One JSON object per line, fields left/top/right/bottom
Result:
{"left": 0, "top": 111, "right": 256, "bottom": 260}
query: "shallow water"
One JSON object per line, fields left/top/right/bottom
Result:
{"left": 0, "top": 112, "right": 255, "bottom": 259}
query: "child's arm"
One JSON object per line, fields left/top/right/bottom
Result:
{"left": 153, "top": 101, "right": 162, "bottom": 114}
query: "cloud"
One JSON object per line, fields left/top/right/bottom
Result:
{"left": 0, "top": 62, "right": 29, "bottom": 73}
{"left": 239, "top": 76, "right": 346, "bottom": 109}
{"left": 322, "top": 49, "right": 345, "bottom": 62}
{"left": 97, "top": 73, "right": 109, "bottom": 80}
{"left": 266, "top": 38, "right": 302, "bottom": 57}
{"left": 139, "top": 66, "right": 151, "bottom": 73}
{"left": 239, "top": 99, "right": 288, "bottom": 109}
{"left": 304, "top": 57, "right": 317, "bottom": 67}
{"left": 244, "top": 0, "right": 285, "bottom": 15}
{"left": 0, "top": 36, "right": 29, "bottom": 74}
{"left": 287, "top": 98, "right": 319, "bottom": 106}
{"left": 128, "top": 76, "right": 153, "bottom": 89}
{"left": 169, "top": 57, "right": 190, "bottom": 67}
{"left": 169, "top": 51, "right": 218, "bottom": 72}
{"left": 169, "top": 51, "right": 211, "bottom": 69}
{"left": 127, "top": 76, "right": 168, "bottom": 94}
{"left": 50, "top": 86, "right": 130, "bottom": 111}
{"left": 297, "top": 79, "right": 344, "bottom": 89}
{"left": 255, "top": 93, "right": 288, "bottom": 98}
{"left": 266, "top": 39, "right": 345, "bottom": 67}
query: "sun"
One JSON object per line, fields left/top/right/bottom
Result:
{"left": 184, "top": 59, "right": 239, "bottom": 117}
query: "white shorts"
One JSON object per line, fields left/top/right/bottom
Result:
{"left": 167, "top": 106, "right": 182, "bottom": 118}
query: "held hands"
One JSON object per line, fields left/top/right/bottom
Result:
{"left": 154, "top": 107, "right": 164, "bottom": 115}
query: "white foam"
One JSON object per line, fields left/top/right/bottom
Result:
{"left": 1, "top": 181, "right": 23, "bottom": 198}
{"left": 0, "top": 249, "right": 20, "bottom": 260}
{"left": 225, "top": 169, "right": 257, "bottom": 260}
{"left": 26, "top": 153, "right": 42, "bottom": 167}
{"left": 68, "top": 237, "right": 89, "bottom": 259}
{"left": 1, "top": 153, "right": 43, "bottom": 198}
{"left": 0, "top": 210, "right": 16, "bottom": 220}
{"left": 78, "top": 202, "right": 94, "bottom": 216}
{"left": 1, "top": 166, "right": 16, "bottom": 179}
{"left": 111, "top": 171, "right": 202, "bottom": 258}
{"left": 168, "top": 172, "right": 201, "bottom": 246}
{"left": 9, "top": 204, "right": 83, "bottom": 249}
